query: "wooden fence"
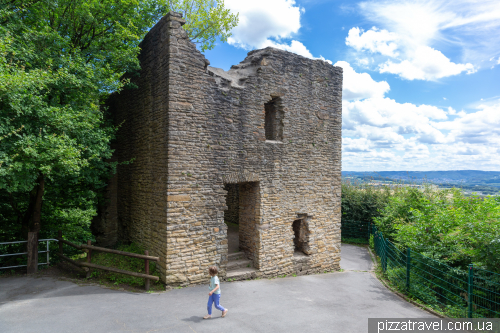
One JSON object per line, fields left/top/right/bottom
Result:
{"left": 56, "top": 230, "right": 159, "bottom": 291}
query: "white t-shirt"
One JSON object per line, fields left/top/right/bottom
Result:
{"left": 209, "top": 276, "right": 221, "bottom": 294}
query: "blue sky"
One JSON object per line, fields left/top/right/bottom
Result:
{"left": 203, "top": 0, "right": 500, "bottom": 171}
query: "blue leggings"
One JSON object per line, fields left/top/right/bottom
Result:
{"left": 207, "top": 294, "right": 225, "bottom": 315}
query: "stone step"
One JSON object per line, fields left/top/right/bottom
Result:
{"left": 225, "top": 267, "right": 258, "bottom": 281}
{"left": 228, "top": 252, "right": 245, "bottom": 261}
{"left": 227, "top": 259, "right": 252, "bottom": 271}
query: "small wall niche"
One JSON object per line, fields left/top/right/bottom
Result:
{"left": 264, "top": 97, "right": 284, "bottom": 141}
{"left": 292, "top": 218, "right": 310, "bottom": 255}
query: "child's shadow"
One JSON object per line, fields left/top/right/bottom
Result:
{"left": 181, "top": 316, "right": 204, "bottom": 323}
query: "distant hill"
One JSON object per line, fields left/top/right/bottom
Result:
{"left": 342, "top": 170, "right": 500, "bottom": 183}
{"left": 342, "top": 170, "right": 500, "bottom": 194}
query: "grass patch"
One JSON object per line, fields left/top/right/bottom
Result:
{"left": 224, "top": 221, "right": 239, "bottom": 229}
{"left": 87, "top": 243, "right": 163, "bottom": 291}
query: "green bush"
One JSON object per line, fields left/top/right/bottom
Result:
{"left": 343, "top": 180, "right": 500, "bottom": 273}
{"left": 374, "top": 186, "right": 500, "bottom": 272}
{"left": 89, "top": 243, "right": 161, "bottom": 288}
{"left": 373, "top": 184, "right": 452, "bottom": 239}
{"left": 341, "top": 180, "right": 391, "bottom": 223}
{"left": 369, "top": 235, "right": 375, "bottom": 250}
{"left": 0, "top": 184, "right": 96, "bottom": 268}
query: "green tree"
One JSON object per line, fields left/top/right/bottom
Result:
{"left": 168, "top": 0, "right": 239, "bottom": 52}
{"left": 373, "top": 186, "right": 500, "bottom": 272}
{"left": 341, "top": 180, "right": 391, "bottom": 223}
{"left": 0, "top": 0, "right": 238, "bottom": 244}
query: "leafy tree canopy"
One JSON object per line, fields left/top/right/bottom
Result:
{"left": 373, "top": 186, "right": 500, "bottom": 272}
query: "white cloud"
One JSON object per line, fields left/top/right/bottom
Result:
{"left": 346, "top": 27, "right": 399, "bottom": 57}
{"left": 343, "top": 96, "right": 500, "bottom": 170}
{"left": 358, "top": 0, "right": 500, "bottom": 64}
{"left": 434, "top": 101, "right": 500, "bottom": 144}
{"left": 379, "top": 45, "right": 475, "bottom": 80}
{"left": 334, "top": 61, "right": 389, "bottom": 100}
{"left": 358, "top": 58, "right": 370, "bottom": 66}
{"left": 225, "top": 0, "right": 330, "bottom": 62}
{"left": 341, "top": 64, "right": 448, "bottom": 148}
{"left": 261, "top": 39, "right": 313, "bottom": 58}
{"left": 343, "top": 96, "right": 448, "bottom": 135}
{"left": 340, "top": 63, "right": 500, "bottom": 170}
{"left": 344, "top": 0, "right": 500, "bottom": 81}
{"left": 346, "top": 27, "right": 475, "bottom": 81}
{"left": 342, "top": 137, "right": 371, "bottom": 152}
{"left": 225, "top": 0, "right": 302, "bottom": 49}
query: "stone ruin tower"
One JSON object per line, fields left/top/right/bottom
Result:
{"left": 95, "top": 12, "right": 343, "bottom": 285}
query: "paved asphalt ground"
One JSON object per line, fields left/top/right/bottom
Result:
{"left": 0, "top": 244, "right": 434, "bottom": 333}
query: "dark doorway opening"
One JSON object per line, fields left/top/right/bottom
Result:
{"left": 224, "top": 183, "right": 239, "bottom": 254}
{"left": 223, "top": 181, "right": 260, "bottom": 262}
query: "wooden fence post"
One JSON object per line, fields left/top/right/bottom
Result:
{"left": 86, "top": 240, "right": 92, "bottom": 279}
{"left": 145, "top": 250, "right": 150, "bottom": 291}
{"left": 27, "top": 231, "right": 39, "bottom": 274}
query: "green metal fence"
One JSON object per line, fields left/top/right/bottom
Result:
{"left": 371, "top": 225, "right": 500, "bottom": 318}
{"left": 341, "top": 220, "right": 371, "bottom": 241}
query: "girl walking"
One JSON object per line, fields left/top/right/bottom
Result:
{"left": 204, "top": 266, "right": 228, "bottom": 319}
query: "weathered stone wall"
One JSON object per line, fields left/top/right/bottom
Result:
{"left": 105, "top": 12, "right": 342, "bottom": 286}
{"left": 105, "top": 14, "right": 172, "bottom": 279}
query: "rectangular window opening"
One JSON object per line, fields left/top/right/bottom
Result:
{"left": 265, "top": 97, "right": 284, "bottom": 141}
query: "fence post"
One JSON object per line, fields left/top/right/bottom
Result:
{"left": 406, "top": 247, "right": 411, "bottom": 292}
{"left": 382, "top": 235, "right": 387, "bottom": 273}
{"left": 27, "top": 231, "right": 39, "bottom": 274}
{"left": 86, "top": 240, "right": 92, "bottom": 279}
{"left": 145, "top": 250, "right": 150, "bottom": 291}
{"left": 468, "top": 264, "right": 473, "bottom": 318}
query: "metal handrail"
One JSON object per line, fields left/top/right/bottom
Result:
{"left": 0, "top": 239, "right": 58, "bottom": 270}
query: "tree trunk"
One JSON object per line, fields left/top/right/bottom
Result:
{"left": 27, "top": 231, "right": 39, "bottom": 274}
{"left": 21, "top": 173, "right": 45, "bottom": 238}
{"left": 31, "top": 173, "right": 44, "bottom": 233}
{"left": 22, "top": 174, "right": 45, "bottom": 273}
